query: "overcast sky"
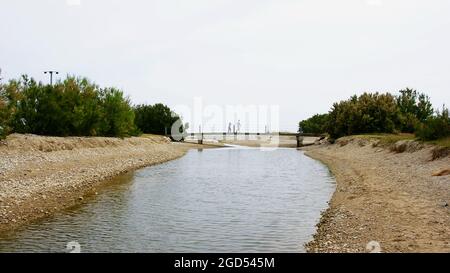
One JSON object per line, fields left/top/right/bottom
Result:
{"left": 1, "top": 0, "right": 449, "bottom": 131}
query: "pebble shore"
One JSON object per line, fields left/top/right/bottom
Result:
{"left": 303, "top": 137, "right": 450, "bottom": 253}
{"left": 0, "top": 134, "right": 203, "bottom": 233}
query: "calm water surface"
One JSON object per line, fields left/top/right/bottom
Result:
{"left": 0, "top": 147, "right": 335, "bottom": 253}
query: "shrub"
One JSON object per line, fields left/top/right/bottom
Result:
{"left": 2, "top": 75, "right": 139, "bottom": 138}
{"left": 0, "top": 74, "right": 185, "bottom": 139}
{"left": 98, "top": 88, "right": 137, "bottom": 137}
{"left": 0, "top": 92, "right": 7, "bottom": 139}
{"left": 326, "top": 93, "right": 398, "bottom": 138}
{"left": 0, "top": 76, "right": 20, "bottom": 138}
{"left": 134, "top": 103, "right": 182, "bottom": 136}
{"left": 396, "top": 88, "right": 433, "bottom": 132}
{"left": 299, "top": 114, "right": 328, "bottom": 134}
{"left": 415, "top": 107, "right": 450, "bottom": 141}
{"left": 300, "top": 89, "right": 442, "bottom": 140}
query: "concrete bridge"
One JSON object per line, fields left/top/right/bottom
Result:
{"left": 187, "top": 132, "right": 326, "bottom": 147}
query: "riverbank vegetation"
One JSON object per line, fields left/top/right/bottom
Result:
{"left": 0, "top": 74, "right": 182, "bottom": 139}
{"left": 134, "top": 104, "right": 182, "bottom": 136}
{"left": 299, "top": 88, "right": 450, "bottom": 142}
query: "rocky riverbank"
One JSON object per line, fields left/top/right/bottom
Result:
{"left": 0, "top": 134, "right": 209, "bottom": 233}
{"left": 303, "top": 137, "right": 450, "bottom": 253}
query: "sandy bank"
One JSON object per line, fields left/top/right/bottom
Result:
{"left": 0, "top": 134, "right": 209, "bottom": 233}
{"left": 303, "top": 137, "right": 450, "bottom": 253}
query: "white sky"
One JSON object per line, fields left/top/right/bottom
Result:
{"left": 1, "top": 0, "right": 449, "bottom": 131}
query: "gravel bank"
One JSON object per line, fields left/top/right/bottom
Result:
{"left": 0, "top": 134, "right": 206, "bottom": 233}
{"left": 304, "top": 137, "right": 450, "bottom": 253}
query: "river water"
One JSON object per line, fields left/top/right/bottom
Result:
{"left": 0, "top": 147, "right": 335, "bottom": 253}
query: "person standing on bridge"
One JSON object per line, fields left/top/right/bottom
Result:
{"left": 237, "top": 120, "right": 241, "bottom": 133}
{"left": 228, "top": 122, "right": 232, "bottom": 134}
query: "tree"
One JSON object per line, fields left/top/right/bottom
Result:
{"left": 98, "top": 88, "right": 137, "bottom": 137}
{"left": 299, "top": 88, "right": 444, "bottom": 140}
{"left": 299, "top": 114, "right": 328, "bottom": 134}
{"left": 0, "top": 88, "right": 6, "bottom": 138}
{"left": 326, "top": 92, "right": 398, "bottom": 138}
{"left": 396, "top": 88, "right": 433, "bottom": 132}
{"left": 61, "top": 77, "right": 102, "bottom": 136}
{"left": 134, "top": 103, "right": 182, "bottom": 136}
{"left": 2, "top": 75, "right": 139, "bottom": 138}
{"left": 415, "top": 106, "right": 450, "bottom": 140}
{"left": 0, "top": 75, "right": 23, "bottom": 138}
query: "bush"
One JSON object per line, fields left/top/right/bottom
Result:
{"left": 300, "top": 89, "right": 441, "bottom": 140}
{"left": 326, "top": 93, "right": 399, "bottom": 139}
{"left": 0, "top": 77, "right": 20, "bottom": 139}
{"left": 0, "top": 74, "right": 186, "bottom": 139}
{"left": 59, "top": 77, "right": 102, "bottom": 136}
{"left": 2, "top": 75, "right": 138, "bottom": 138}
{"left": 98, "top": 88, "right": 138, "bottom": 137}
{"left": 134, "top": 103, "right": 182, "bottom": 136}
{"left": 0, "top": 94, "right": 7, "bottom": 139}
{"left": 415, "top": 107, "right": 450, "bottom": 141}
{"left": 396, "top": 88, "right": 433, "bottom": 132}
{"left": 299, "top": 114, "right": 328, "bottom": 134}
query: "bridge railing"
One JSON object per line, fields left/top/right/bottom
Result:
{"left": 187, "top": 132, "right": 325, "bottom": 137}
{"left": 186, "top": 132, "right": 326, "bottom": 147}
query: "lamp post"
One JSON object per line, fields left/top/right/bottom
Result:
{"left": 44, "top": 71, "right": 59, "bottom": 85}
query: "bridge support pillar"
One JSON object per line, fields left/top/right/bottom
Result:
{"left": 296, "top": 135, "right": 304, "bottom": 148}
{"left": 198, "top": 133, "right": 204, "bottom": 145}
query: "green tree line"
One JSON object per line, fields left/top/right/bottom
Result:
{"left": 134, "top": 103, "right": 183, "bottom": 136}
{"left": 0, "top": 75, "right": 182, "bottom": 139}
{"left": 299, "top": 88, "right": 449, "bottom": 141}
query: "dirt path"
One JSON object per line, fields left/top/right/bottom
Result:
{"left": 304, "top": 137, "right": 450, "bottom": 253}
{"left": 0, "top": 134, "right": 213, "bottom": 233}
